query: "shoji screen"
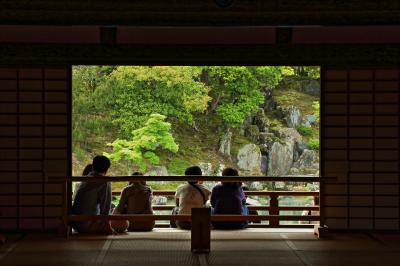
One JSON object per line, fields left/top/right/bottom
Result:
{"left": 322, "top": 68, "right": 399, "bottom": 230}
{"left": 0, "top": 67, "right": 70, "bottom": 231}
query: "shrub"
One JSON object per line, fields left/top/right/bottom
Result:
{"left": 296, "top": 124, "right": 313, "bottom": 136}
{"left": 308, "top": 139, "right": 320, "bottom": 150}
{"left": 167, "top": 159, "right": 192, "bottom": 175}
{"left": 312, "top": 101, "right": 320, "bottom": 123}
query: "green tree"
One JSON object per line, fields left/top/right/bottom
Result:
{"left": 204, "top": 66, "right": 286, "bottom": 127}
{"left": 107, "top": 66, "right": 211, "bottom": 137}
{"left": 293, "top": 66, "right": 320, "bottom": 79}
{"left": 72, "top": 66, "right": 116, "bottom": 153}
{"left": 104, "top": 114, "right": 179, "bottom": 171}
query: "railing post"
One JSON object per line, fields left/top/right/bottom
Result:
{"left": 313, "top": 195, "right": 320, "bottom": 206}
{"left": 191, "top": 208, "right": 210, "bottom": 253}
{"left": 269, "top": 195, "right": 279, "bottom": 227}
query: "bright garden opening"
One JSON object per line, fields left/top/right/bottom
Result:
{"left": 72, "top": 66, "right": 320, "bottom": 227}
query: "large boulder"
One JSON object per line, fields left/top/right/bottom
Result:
{"left": 293, "top": 149, "right": 318, "bottom": 169}
{"left": 267, "top": 128, "right": 302, "bottom": 176}
{"left": 303, "top": 114, "right": 317, "bottom": 127}
{"left": 237, "top": 144, "right": 261, "bottom": 173}
{"left": 284, "top": 106, "right": 301, "bottom": 128}
{"left": 278, "top": 127, "right": 302, "bottom": 143}
{"left": 145, "top": 166, "right": 168, "bottom": 176}
{"left": 267, "top": 141, "right": 294, "bottom": 176}
{"left": 293, "top": 140, "right": 308, "bottom": 162}
{"left": 300, "top": 79, "right": 320, "bottom": 96}
{"left": 218, "top": 130, "right": 232, "bottom": 158}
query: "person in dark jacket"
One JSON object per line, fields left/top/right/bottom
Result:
{"left": 211, "top": 168, "right": 248, "bottom": 229}
{"left": 71, "top": 155, "right": 113, "bottom": 234}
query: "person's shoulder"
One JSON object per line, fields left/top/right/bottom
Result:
{"left": 211, "top": 183, "right": 222, "bottom": 192}
{"left": 198, "top": 184, "right": 211, "bottom": 193}
{"left": 177, "top": 183, "right": 189, "bottom": 191}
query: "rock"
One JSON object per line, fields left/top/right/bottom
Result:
{"left": 198, "top": 162, "right": 213, "bottom": 176}
{"left": 278, "top": 127, "right": 302, "bottom": 142}
{"left": 153, "top": 196, "right": 167, "bottom": 205}
{"left": 293, "top": 149, "right": 317, "bottom": 169}
{"left": 245, "top": 125, "right": 260, "bottom": 143}
{"left": 294, "top": 141, "right": 307, "bottom": 161}
{"left": 267, "top": 127, "right": 303, "bottom": 176}
{"left": 267, "top": 141, "right": 294, "bottom": 176}
{"left": 249, "top": 181, "right": 263, "bottom": 191}
{"left": 304, "top": 114, "right": 317, "bottom": 126}
{"left": 284, "top": 106, "right": 301, "bottom": 128}
{"left": 253, "top": 108, "right": 269, "bottom": 132}
{"left": 218, "top": 130, "right": 232, "bottom": 158}
{"left": 145, "top": 166, "right": 168, "bottom": 176}
{"left": 300, "top": 79, "right": 320, "bottom": 96}
{"left": 237, "top": 144, "right": 261, "bottom": 173}
{"left": 258, "top": 132, "right": 275, "bottom": 148}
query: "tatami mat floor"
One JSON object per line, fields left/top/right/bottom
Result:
{"left": 1, "top": 229, "right": 400, "bottom": 265}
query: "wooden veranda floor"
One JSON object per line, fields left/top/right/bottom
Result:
{"left": 1, "top": 229, "right": 400, "bottom": 266}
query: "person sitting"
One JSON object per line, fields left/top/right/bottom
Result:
{"left": 211, "top": 168, "right": 248, "bottom": 230}
{"left": 71, "top": 155, "right": 113, "bottom": 234}
{"left": 72, "top": 163, "right": 93, "bottom": 202}
{"left": 172, "top": 166, "right": 211, "bottom": 230}
{"left": 111, "top": 172, "right": 155, "bottom": 232}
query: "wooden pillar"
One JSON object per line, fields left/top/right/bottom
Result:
{"left": 191, "top": 208, "right": 210, "bottom": 253}
{"left": 269, "top": 195, "right": 279, "bottom": 227}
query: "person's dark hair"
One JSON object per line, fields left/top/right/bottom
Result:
{"left": 185, "top": 166, "right": 202, "bottom": 185}
{"left": 92, "top": 155, "right": 111, "bottom": 173}
{"left": 222, "top": 167, "right": 238, "bottom": 176}
{"left": 242, "top": 185, "right": 249, "bottom": 191}
{"left": 130, "top": 171, "right": 144, "bottom": 185}
{"left": 221, "top": 167, "right": 240, "bottom": 187}
{"left": 131, "top": 171, "right": 143, "bottom": 176}
{"left": 82, "top": 164, "right": 93, "bottom": 176}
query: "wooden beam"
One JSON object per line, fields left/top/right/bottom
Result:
{"left": 0, "top": 43, "right": 398, "bottom": 67}
{"left": 0, "top": 0, "right": 399, "bottom": 26}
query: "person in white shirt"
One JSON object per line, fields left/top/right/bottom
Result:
{"left": 172, "top": 166, "right": 211, "bottom": 229}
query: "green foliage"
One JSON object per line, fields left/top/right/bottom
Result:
{"left": 205, "top": 66, "right": 286, "bottom": 127}
{"left": 108, "top": 66, "right": 211, "bottom": 137}
{"left": 167, "top": 159, "right": 192, "bottom": 175}
{"left": 292, "top": 66, "right": 320, "bottom": 79}
{"left": 296, "top": 124, "right": 313, "bottom": 136}
{"left": 308, "top": 139, "right": 320, "bottom": 150}
{"left": 72, "top": 66, "right": 116, "bottom": 151}
{"left": 312, "top": 101, "right": 320, "bottom": 123}
{"left": 104, "top": 114, "right": 179, "bottom": 171}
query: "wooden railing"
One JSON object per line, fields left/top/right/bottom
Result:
{"left": 110, "top": 190, "right": 320, "bottom": 228}
{"left": 67, "top": 176, "right": 324, "bottom": 228}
